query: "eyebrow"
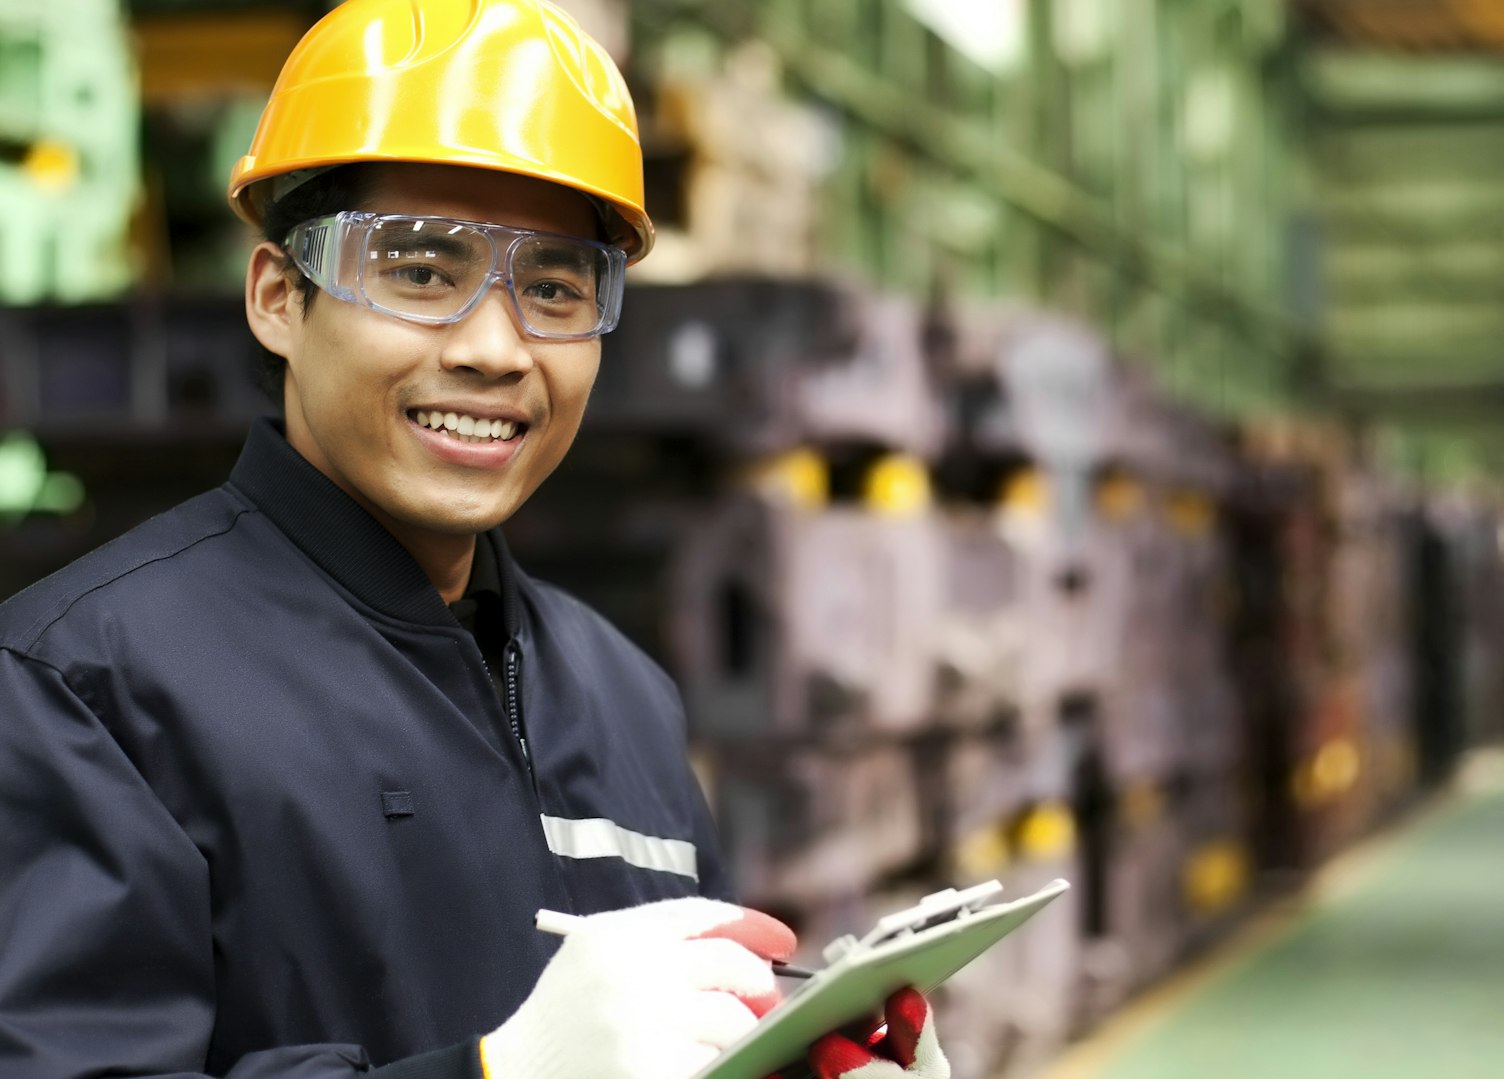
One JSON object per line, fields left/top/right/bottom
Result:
{"left": 368, "top": 232, "right": 481, "bottom": 261}
{"left": 518, "top": 243, "right": 597, "bottom": 273}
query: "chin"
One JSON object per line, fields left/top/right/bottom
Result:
{"left": 425, "top": 510, "right": 513, "bottom": 536}
{"left": 443, "top": 502, "right": 520, "bottom": 535}
{"left": 375, "top": 492, "right": 506, "bottom": 536}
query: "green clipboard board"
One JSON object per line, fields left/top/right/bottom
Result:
{"left": 694, "top": 877, "right": 1071, "bottom": 1079}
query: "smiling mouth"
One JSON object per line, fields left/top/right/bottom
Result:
{"left": 410, "top": 409, "right": 526, "bottom": 444}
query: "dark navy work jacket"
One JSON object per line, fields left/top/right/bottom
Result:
{"left": 0, "top": 419, "right": 731, "bottom": 1079}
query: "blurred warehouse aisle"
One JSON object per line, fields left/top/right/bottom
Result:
{"left": 6, "top": 0, "right": 1504, "bottom": 1076}
{"left": 1045, "top": 750, "right": 1504, "bottom": 1079}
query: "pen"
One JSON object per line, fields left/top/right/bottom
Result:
{"left": 534, "top": 908, "right": 818, "bottom": 979}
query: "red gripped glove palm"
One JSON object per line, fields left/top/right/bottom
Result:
{"left": 805, "top": 988, "right": 952, "bottom": 1079}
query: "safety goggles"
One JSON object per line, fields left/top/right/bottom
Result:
{"left": 284, "top": 211, "right": 628, "bottom": 340}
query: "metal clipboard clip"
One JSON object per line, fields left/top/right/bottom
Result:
{"left": 820, "top": 879, "right": 1006, "bottom": 966}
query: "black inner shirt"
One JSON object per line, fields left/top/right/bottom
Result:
{"left": 446, "top": 531, "right": 507, "bottom": 655}
{"left": 446, "top": 531, "right": 528, "bottom": 758}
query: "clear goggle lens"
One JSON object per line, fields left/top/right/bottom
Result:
{"left": 286, "top": 212, "right": 626, "bottom": 340}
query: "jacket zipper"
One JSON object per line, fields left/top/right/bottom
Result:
{"left": 502, "top": 639, "right": 530, "bottom": 765}
{"left": 500, "top": 638, "right": 575, "bottom": 909}
{"left": 475, "top": 641, "right": 531, "bottom": 777}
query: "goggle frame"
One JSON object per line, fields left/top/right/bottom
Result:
{"left": 284, "top": 210, "right": 628, "bottom": 340}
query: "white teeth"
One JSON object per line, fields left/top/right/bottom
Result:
{"left": 415, "top": 410, "right": 522, "bottom": 442}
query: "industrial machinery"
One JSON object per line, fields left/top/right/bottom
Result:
{"left": 0, "top": 0, "right": 139, "bottom": 305}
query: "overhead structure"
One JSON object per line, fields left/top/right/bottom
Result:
{"left": 632, "top": 0, "right": 1311, "bottom": 420}
{"left": 1296, "top": 0, "right": 1504, "bottom": 477}
{"left": 1299, "top": 0, "right": 1504, "bottom": 51}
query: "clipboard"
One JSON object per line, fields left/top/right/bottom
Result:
{"left": 693, "top": 877, "right": 1070, "bottom": 1079}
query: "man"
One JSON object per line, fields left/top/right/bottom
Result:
{"left": 0, "top": 2, "right": 949, "bottom": 1077}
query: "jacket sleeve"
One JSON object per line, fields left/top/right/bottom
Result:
{"left": 0, "top": 648, "right": 481, "bottom": 1079}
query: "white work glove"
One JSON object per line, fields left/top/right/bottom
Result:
{"left": 479, "top": 897, "right": 796, "bottom": 1079}
{"left": 803, "top": 988, "right": 952, "bottom": 1079}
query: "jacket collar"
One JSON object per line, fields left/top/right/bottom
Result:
{"left": 226, "top": 417, "right": 521, "bottom": 634}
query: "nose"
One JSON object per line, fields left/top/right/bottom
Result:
{"left": 437, "top": 279, "right": 536, "bottom": 379}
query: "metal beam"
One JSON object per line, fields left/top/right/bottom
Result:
{"left": 1314, "top": 126, "right": 1504, "bottom": 183}
{"left": 1324, "top": 215, "right": 1504, "bottom": 244}
{"left": 1321, "top": 180, "right": 1504, "bottom": 211}
{"left": 1328, "top": 301, "right": 1504, "bottom": 351}
{"left": 1326, "top": 241, "right": 1504, "bottom": 303}
{"left": 1300, "top": 0, "right": 1504, "bottom": 54}
{"left": 133, "top": 10, "right": 314, "bottom": 102}
{"left": 1327, "top": 382, "right": 1504, "bottom": 424}
{"left": 1325, "top": 338, "right": 1504, "bottom": 389}
{"left": 1302, "top": 50, "right": 1504, "bottom": 122}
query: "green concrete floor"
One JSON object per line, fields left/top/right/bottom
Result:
{"left": 1048, "top": 754, "right": 1504, "bottom": 1079}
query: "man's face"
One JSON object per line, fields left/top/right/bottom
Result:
{"left": 264, "top": 163, "right": 602, "bottom": 541}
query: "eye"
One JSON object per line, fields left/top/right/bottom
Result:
{"left": 382, "top": 262, "right": 458, "bottom": 290}
{"left": 400, "top": 265, "right": 441, "bottom": 287}
{"left": 523, "top": 279, "right": 584, "bottom": 303}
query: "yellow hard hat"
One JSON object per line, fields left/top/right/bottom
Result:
{"left": 227, "top": 0, "right": 654, "bottom": 261}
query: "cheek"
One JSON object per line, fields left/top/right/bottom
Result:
{"left": 551, "top": 349, "right": 600, "bottom": 421}
{"left": 525, "top": 351, "right": 597, "bottom": 480}
{"left": 298, "top": 317, "right": 419, "bottom": 418}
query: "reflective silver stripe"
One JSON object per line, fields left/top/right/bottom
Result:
{"left": 539, "top": 815, "right": 699, "bottom": 881}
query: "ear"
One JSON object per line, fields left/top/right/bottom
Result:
{"left": 245, "top": 242, "right": 300, "bottom": 361}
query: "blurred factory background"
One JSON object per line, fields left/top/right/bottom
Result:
{"left": 4, "top": 0, "right": 1504, "bottom": 1075}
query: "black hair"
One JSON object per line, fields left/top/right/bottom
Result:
{"left": 251, "top": 165, "right": 374, "bottom": 404}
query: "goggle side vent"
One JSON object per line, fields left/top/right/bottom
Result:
{"left": 300, "top": 223, "right": 331, "bottom": 276}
